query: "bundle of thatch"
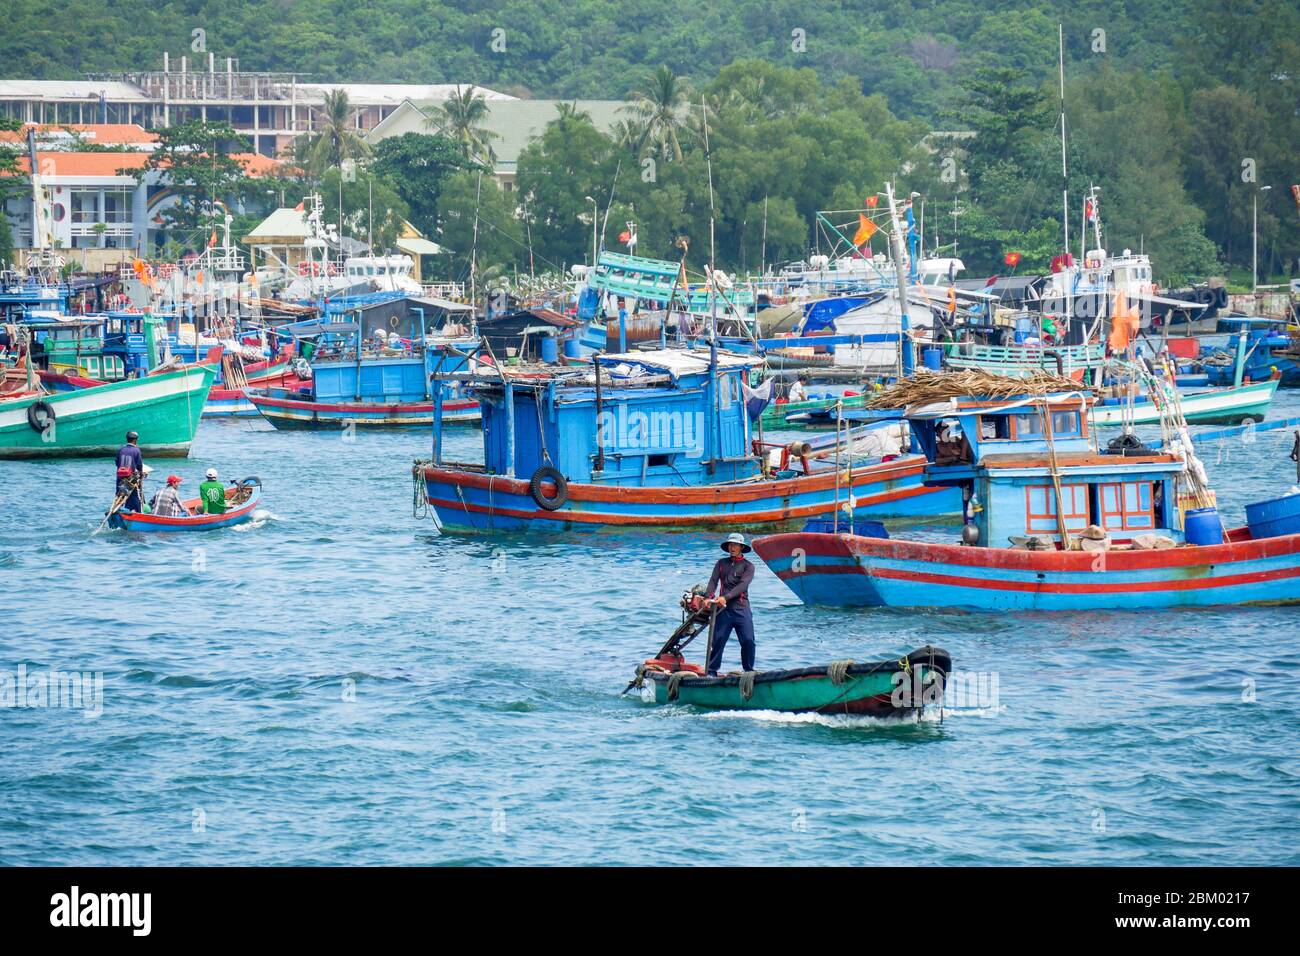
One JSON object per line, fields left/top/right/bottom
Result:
{"left": 864, "top": 369, "right": 1091, "bottom": 409}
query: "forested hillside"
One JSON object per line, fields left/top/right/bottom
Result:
{"left": 4, "top": 0, "right": 1298, "bottom": 280}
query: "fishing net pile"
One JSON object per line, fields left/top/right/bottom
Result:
{"left": 864, "top": 369, "right": 1092, "bottom": 408}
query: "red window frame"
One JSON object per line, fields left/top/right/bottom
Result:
{"left": 1025, "top": 483, "right": 1089, "bottom": 535}
{"left": 1098, "top": 481, "right": 1155, "bottom": 532}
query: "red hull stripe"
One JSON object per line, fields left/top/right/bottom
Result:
{"left": 775, "top": 558, "right": 1300, "bottom": 593}
{"left": 252, "top": 397, "right": 476, "bottom": 414}
{"left": 421, "top": 459, "right": 930, "bottom": 506}
{"left": 755, "top": 529, "right": 1300, "bottom": 571}
{"left": 427, "top": 484, "right": 939, "bottom": 526}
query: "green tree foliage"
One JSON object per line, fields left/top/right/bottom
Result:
{"left": 427, "top": 86, "right": 500, "bottom": 165}
{"left": 293, "top": 89, "right": 372, "bottom": 177}
{"left": 319, "top": 168, "right": 409, "bottom": 251}
{"left": 2, "top": 2, "right": 1297, "bottom": 277}
{"left": 371, "top": 132, "right": 479, "bottom": 236}
{"left": 136, "top": 120, "right": 251, "bottom": 234}
{"left": 0, "top": 118, "right": 23, "bottom": 262}
{"left": 436, "top": 170, "right": 523, "bottom": 282}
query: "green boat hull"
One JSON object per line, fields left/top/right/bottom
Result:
{"left": 641, "top": 646, "right": 950, "bottom": 717}
{"left": 761, "top": 394, "right": 869, "bottom": 428}
{"left": 0, "top": 365, "right": 215, "bottom": 459}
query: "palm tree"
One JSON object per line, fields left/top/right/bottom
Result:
{"left": 610, "top": 117, "right": 648, "bottom": 155}
{"left": 427, "top": 86, "right": 499, "bottom": 165}
{"left": 625, "top": 66, "right": 689, "bottom": 163}
{"left": 296, "top": 89, "right": 372, "bottom": 178}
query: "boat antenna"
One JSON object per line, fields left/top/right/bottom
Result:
{"left": 599, "top": 158, "right": 623, "bottom": 260}
{"left": 1057, "top": 23, "right": 1073, "bottom": 330}
{"left": 702, "top": 93, "right": 720, "bottom": 472}
{"left": 470, "top": 169, "right": 483, "bottom": 315}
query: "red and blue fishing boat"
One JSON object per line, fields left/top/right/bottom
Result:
{"left": 753, "top": 370, "right": 1300, "bottom": 610}
{"left": 110, "top": 479, "right": 264, "bottom": 533}
{"left": 414, "top": 348, "right": 961, "bottom": 532}
{"left": 249, "top": 320, "right": 481, "bottom": 429}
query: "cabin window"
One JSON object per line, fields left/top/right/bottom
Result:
{"left": 1011, "top": 409, "right": 1080, "bottom": 439}
{"left": 1025, "top": 483, "right": 1089, "bottom": 535}
{"left": 648, "top": 454, "right": 672, "bottom": 468}
{"left": 1098, "top": 481, "right": 1155, "bottom": 532}
{"left": 84, "top": 357, "right": 99, "bottom": 376}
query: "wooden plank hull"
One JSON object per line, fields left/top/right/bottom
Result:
{"left": 0, "top": 365, "right": 214, "bottom": 459}
{"left": 642, "top": 647, "right": 949, "bottom": 716}
{"left": 753, "top": 529, "right": 1300, "bottom": 610}
{"left": 419, "top": 456, "right": 962, "bottom": 532}
{"left": 250, "top": 393, "right": 480, "bottom": 429}
{"left": 1089, "top": 379, "right": 1278, "bottom": 427}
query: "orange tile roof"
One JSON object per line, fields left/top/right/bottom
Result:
{"left": 0, "top": 123, "right": 157, "bottom": 145}
{"left": 7, "top": 151, "right": 296, "bottom": 180}
{"left": 14, "top": 152, "right": 151, "bottom": 177}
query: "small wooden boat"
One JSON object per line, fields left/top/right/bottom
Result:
{"left": 111, "top": 479, "right": 264, "bottom": 532}
{"left": 635, "top": 645, "right": 950, "bottom": 716}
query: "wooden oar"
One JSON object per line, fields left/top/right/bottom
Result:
{"left": 93, "top": 476, "right": 141, "bottom": 536}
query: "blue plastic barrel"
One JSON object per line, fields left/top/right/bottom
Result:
{"left": 1245, "top": 491, "right": 1300, "bottom": 540}
{"left": 540, "top": 334, "right": 558, "bottom": 364}
{"left": 1184, "top": 507, "right": 1224, "bottom": 546}
{"left": 563, "top": 337, "right": 580, "bottom": 359}
{"left": 922, "top": 346, "right": 943, "bottom": 371}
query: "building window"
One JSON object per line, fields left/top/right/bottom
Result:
{"left": 1025, "top": 483, "right": 1089, "bottom": 535}
{"left": 1099, "top": 481, "right": 1155, "bottom": 532}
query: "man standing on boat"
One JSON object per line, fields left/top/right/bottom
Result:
{"left": 114, "top": 430, "right": 144, "bottom": 513}
{"left": 705, "top": 533, "right": 757, "bottom": 676}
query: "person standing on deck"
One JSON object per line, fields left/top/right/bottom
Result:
{"left": 198, "top": 468, "right": 227, "bottom": 515}
{"left": 705, "top": 533, "right": 757, "bottom": 676}
{"left": 114, "top": 430, "right": 144, "bottom": 513}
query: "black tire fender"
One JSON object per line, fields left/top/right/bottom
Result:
{"left": 27, "top": 399, "right": 55, "bottom": 433}
{"left": 529, "top": 465, "right": 568, "bottom": 511}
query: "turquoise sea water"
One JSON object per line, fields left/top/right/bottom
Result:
{"left": 2, "top": 393, "right": 1298, "bottom": 865}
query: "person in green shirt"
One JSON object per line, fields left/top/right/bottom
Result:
{"left": 198, "top": 468, "right": 227, "bottom": 514}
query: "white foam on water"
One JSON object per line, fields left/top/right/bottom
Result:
{"left": 697, "top": 707, "right": 932, "bottom": 730}
{"left": 232, "top": 510, "right": 277, "bottom": 532}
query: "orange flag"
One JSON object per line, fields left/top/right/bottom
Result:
{"left": 207, "top": 230, "right": 218, "bottom": 248}
{"left": 1107, "top": 289, "right": 1141, "bottom": 352}
{"left": 853, "top": 214, "right": 878, "bottom": 246}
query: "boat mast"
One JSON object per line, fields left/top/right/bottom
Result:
{"left": 703, "top": 94, "right": 719, "bottom": 473}
{"left": 885, "top": 182, "right": 914, "bottom": 377}
{"left": 1058, "top": 24, "right": 1073, "bottom": 331}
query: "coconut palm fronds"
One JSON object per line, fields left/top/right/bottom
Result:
{"left": 865, "top": 369, "right": 1091, "bottom": 409}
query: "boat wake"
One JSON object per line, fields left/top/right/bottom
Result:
{"left": 696, "top": 708, "right": 940, "bottom": 730}
{"left": 232, "top": 509, "right": 277, "bottom": 531}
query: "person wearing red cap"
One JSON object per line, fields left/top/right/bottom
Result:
{"left": 149, "top": 475, "right": 188, "bottom": 518}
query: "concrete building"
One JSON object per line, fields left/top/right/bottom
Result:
{"left": 0, "top": 54, "right": 514, "bottom": 158}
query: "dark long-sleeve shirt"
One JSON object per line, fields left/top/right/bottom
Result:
{"left": 707, "top": 556, "right": 754, "bottom": 608}
{"left": 115, "top": 444, "right": 143, "bottom": 473}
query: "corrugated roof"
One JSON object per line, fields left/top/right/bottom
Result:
{"left": 243, "top": 207, "right": 310, "bottom": 241}
{"left": 12, "top": 151, "right": 289, "bottom": 180}
{"left": 0, "top": 79, "right": 150, "bottom": 101}
{"left": 299, "top": 83, "right": 514, "bottom": 107}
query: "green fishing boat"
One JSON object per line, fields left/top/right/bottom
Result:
{"left": 0, "top": 364, "right": 215, "bottom": 459}
{"left": 634, "top": 647, "right": 949, "bottom": 716}
{"left": 625, "top": 590, "right": 949, "bottom": 717}
{"left": 761, "top": 393, "right": 869, "bottom": 428}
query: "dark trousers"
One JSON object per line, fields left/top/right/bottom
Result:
{"left": 707, "top": 605, "right": 755, "bottom": 675}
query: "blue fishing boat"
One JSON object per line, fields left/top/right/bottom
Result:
{"left": 753, "top": 370, "right": 1300, "bottom": 610}
{"left": 414, "top": 348, "right": 960, "bottom": 532}
{"left": 1183, "top": 318, "right": 1300, "bottom": 388}
{"left": 249, "top": 321, "right": 481, "bottom": 429}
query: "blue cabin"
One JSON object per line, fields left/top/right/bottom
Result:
{"left": 450, "top": 349, "right": 763, "bottom": 486}
{"left": 906, "top": 390, "right": 1187, "bottom": 547}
